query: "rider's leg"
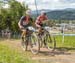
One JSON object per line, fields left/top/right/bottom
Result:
{"left": 38, "top": 23, "right": 44, "bottom": 35}
{"left": 21, "top": 29, "right": 27, "bottom": 38}
{"left": 21, "top": 29, "right": 27, "bottom": 47}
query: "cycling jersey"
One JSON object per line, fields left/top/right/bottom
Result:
{"left": 36, "top": 15, "right": 48, "bottom": 27}
{"left": 19, "top": 16, "right": 32, "bottom": 27}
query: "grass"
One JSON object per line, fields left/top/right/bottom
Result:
{"left": 55, "top": 35, "right": 75, "bottom": 47}
{"left": 0, "top": 44, "right": 37, "bottom": 63}
{"left": 0, "top": 35, "right": 75, "bottom": 63}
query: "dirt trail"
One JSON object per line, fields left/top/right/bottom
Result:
{"left": 0, "top": 39, "right": 75, "bottom": 63}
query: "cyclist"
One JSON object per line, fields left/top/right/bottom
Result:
{"left": 18, "top": 10, "right": 33, "bottom": 37}
{"left": 35, "top": 11, "right": 48, "bottom": 34}
{"left": 18, "top": 10, "right": 33, "bottom": 50}
{"left": 35, "top": 11, "right": 50, "bottom": 48}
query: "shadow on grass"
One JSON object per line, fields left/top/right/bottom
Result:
{"left": 38, "top": 47, "right": 75, "bottom": 56}
{"left": 56, "top": 47, "right": 75, "bottom": 51}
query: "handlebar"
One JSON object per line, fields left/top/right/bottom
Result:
{"left": 27, "top": 26, "right": 51, "bottom": 32}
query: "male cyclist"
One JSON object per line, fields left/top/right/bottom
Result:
{"left": 18, "top": 10, "right": 33, "bottom": 37}
{"left": 35, "top": 11, "right": 48, "bottom": 33}
{"left": 35, "top": 11, "right": 49, "bottom": 48}
{"left": 18, "top": 10, "right": 33, "bottom": 50}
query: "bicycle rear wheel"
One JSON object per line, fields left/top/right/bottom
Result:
{"left": 30, "top": 33, "right": 40, "bottom": 54}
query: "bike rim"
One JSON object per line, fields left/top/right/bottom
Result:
{"left": 30, "top": 33, "right": 40, "bottom": 54}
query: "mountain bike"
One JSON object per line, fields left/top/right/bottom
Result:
{"left": 21, "top": 26, "right": 40, "bottom": 54}
{"left": 37, "top": 26, "right": 56, "bottom": 51}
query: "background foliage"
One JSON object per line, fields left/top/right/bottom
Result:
{"left": 0, "top": 0, "right": 28, "bottom": 32}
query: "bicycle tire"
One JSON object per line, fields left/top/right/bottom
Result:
{"left": 30, "top": 32, "right": 40, "bottom": 54}
{"left": 21, "top": 36, "right": 29, "bottom": 51}
{"left": 44, "top": 32, "right": 56, "bottom": 51}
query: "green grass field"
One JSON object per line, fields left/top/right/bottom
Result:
{"left": 0, "top": 43, "right": 38, "bottom": 63}
{"left": 55, "top": 36, "right": 75, "bottom": 47}
{"left": 0, "top": 45, "right": 27, "bottom": 63}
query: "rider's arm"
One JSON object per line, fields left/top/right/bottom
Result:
{"left": 18, "top": 16, "right": 25, "bottom": 29}
{"left": 35, "top": 16, "right": 41, "bottom": 28}
{"left": 35, "top": 16, "right": 40, "bottom": 24}
{"left": 35, "top": 21, "right": 41, "bottom": 28}
{"left": 18, "top": 21, "right": 22, "bottom": 28}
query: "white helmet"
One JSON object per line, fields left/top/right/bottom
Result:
{"left": 41, "top": 11, "right": 46, "bottom": 15}
{"left": 26, "top": 10, "right": 31, "bottom": 15}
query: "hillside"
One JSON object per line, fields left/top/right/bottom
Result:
{"left": 32, "top": 8, "right": 75, "bottom": 20}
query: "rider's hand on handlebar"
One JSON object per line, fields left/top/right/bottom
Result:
{"left": 19, "top": 26, "right": 24, "bottom": 29}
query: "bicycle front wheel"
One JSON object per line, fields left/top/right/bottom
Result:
{"left": 30, "top": 33, "right": 40, "bottom": 54}
{"left": 44, "top": 33, "right": 56, "bottom": 51}
{"left": 21, "top": 36, "right": 29, "bottom": 51}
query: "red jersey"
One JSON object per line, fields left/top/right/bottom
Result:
{"left": 36, "top": 15, "right": 48, "bottom": 24}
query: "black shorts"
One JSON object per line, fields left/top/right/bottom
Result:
{"left": 38, "top": 23, "right": 43, "bottom": 27}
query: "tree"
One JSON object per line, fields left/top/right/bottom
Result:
{"left": 8, "top": 0, "right": 28, "bottom": 32}
{"left": 0, "top": 0, "right": 29, "bottom": 32}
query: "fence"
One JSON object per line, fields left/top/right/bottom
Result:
{"left": 0, "top": 31, "right": 21, "bottom": 39}
{"left": 0, "top": 24, "right": 75, "bottom": 48}
{"left": 50, "top": 23, "right": 75, "bottom": 48}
